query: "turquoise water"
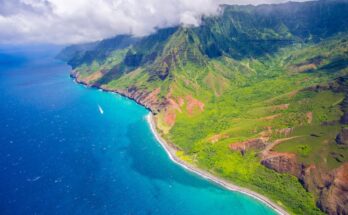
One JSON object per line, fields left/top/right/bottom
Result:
{"left": 0, "top": 45, "right": 277, "bottom": 215}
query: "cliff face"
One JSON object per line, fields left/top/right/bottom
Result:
{"left": 112, "top": 87, "right": 166, "bottom": 113}
{"left": 261, "top": 151, "right": 348, "bottom": 215}
{"left": 70, "top": 70, "right": 167, "bottom": 113}
{"left": 304, "top": 163, "right": 348, "bottom": 215}
{"left": 318, "top": 163, "right": 348, "bottom": 215}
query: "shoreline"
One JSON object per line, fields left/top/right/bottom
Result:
{"left": 70, "top": 75, "right": 289, "bottom": 215}
{"left": 146, "top": 113, "right": 289, "bottom": 215}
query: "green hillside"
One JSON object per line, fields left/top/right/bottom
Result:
{"left": 59, "top": 1, "right": 348, "bottom": 214}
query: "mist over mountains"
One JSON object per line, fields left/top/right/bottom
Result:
{"left": 0, "top": 0, "right": 312, "bottom": 44}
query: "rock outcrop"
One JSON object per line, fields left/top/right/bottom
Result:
{"left": 316, "top": 163, "right": 348, "bottom": 215}
{"left": 230, "top": 138, "right": 267, "bottom": 155}
{"left": 261, "top": 152, "right": 302, "bottom": 177}
{"left": 113, "top": 87, "right": 167, "bottom": 113}
{"left": 336, "top": 128, "right": 348, "bottom": 146}
{"left": 261, "top": 153, "right": 348, "bottom": 215}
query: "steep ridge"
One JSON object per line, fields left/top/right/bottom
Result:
{"left": 59, "top": 1, "right": 348, "bottom": 214}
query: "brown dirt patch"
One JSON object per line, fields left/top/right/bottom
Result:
{"left": 168, "top": 98, "right": 182, "bottom": 113}
{"left": 306, "top": 112, "right": 313, "bottom": 124}
{"left": 143, "top": 88, "right": 160, "bottom": 104}
{"left": 288, "top": 90, "right": 299, "bottom": 98}
{"left": 178, "top": 97, "right": 185, "bottom": 107}
{"left": 84, "top": 71, "right": 104, "bottom": 83}
{"left": 208, "top": 134, "right": 229, "bottom": 144}
{"left": 293, "top": 63, "right": 317, "bottom": 73}
{"left": 260, "top": 114, "right": 282, "bottom": 121}
{"left": 229, "top": 138, "right": 268, "bottom": 155}
{"left": 336, "top": 163, "right": 348, "bottom": 184}
{"left": 272, "top": 104, "right": 289, "bottom": 111}
{"left": 185, "top": 95, "right": 204, "bottom": 115}
{"left": 259, "top": 126, "right": 273, "bottom": 138}
{"left": 275, "top": 128, "right": 293, "bottom": 137}
{"left": 261, "top": 136, "right": 301, "bottom": 158}
{"left": 164, "top": 111, "right": 176, "bottom": 127}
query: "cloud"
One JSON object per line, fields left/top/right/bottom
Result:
{"left": 0, "top": 0, "right": 311, "bottom": 44}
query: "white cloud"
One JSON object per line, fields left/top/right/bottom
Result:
{"left": 0, "top": 0, "right": 312, "bottom": 44}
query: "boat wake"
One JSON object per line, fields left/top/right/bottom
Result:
{"left": 27, "top": 176, "right": 41, "bottom": 182}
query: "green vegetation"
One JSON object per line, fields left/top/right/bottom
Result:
{"left": 59, "top": 1, "right": 348, "bottom": 214}
{"left": 196, "top": 148, "right": 322, "bottom": 214}
{"left": 161, "top": 38, "right": 347, "bottom": 214}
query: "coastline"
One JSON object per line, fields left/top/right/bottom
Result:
{"left": 70, "top": 74, "right": 289, "bottom": 215}
{"left": 146, "top": 113, "right": 289, "bottom": 215}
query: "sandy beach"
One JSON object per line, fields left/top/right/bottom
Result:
{"left": 146, "top": 113, "right": 289, "bottom": 215}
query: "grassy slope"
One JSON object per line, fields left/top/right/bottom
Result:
{"left": 162, "top": 36, "right": 348, "bottom": 214}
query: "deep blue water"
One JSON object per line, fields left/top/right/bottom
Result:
{"left": 0, "top": 45, "right": 277, "bottom": 215}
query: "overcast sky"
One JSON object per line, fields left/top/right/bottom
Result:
{"left": 0, "top": 0, "right": 311, "bottom": 44}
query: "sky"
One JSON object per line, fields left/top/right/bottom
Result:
{"left": 0, "top": 0, "right": 312, "bottom": 45}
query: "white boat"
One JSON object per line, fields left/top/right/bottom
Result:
{"left": 98, "top": 105, "right": 104, "bottom": 114}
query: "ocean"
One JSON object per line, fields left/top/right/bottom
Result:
{"left": 0, "top": 45, "right": 276, "bottom": 215}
